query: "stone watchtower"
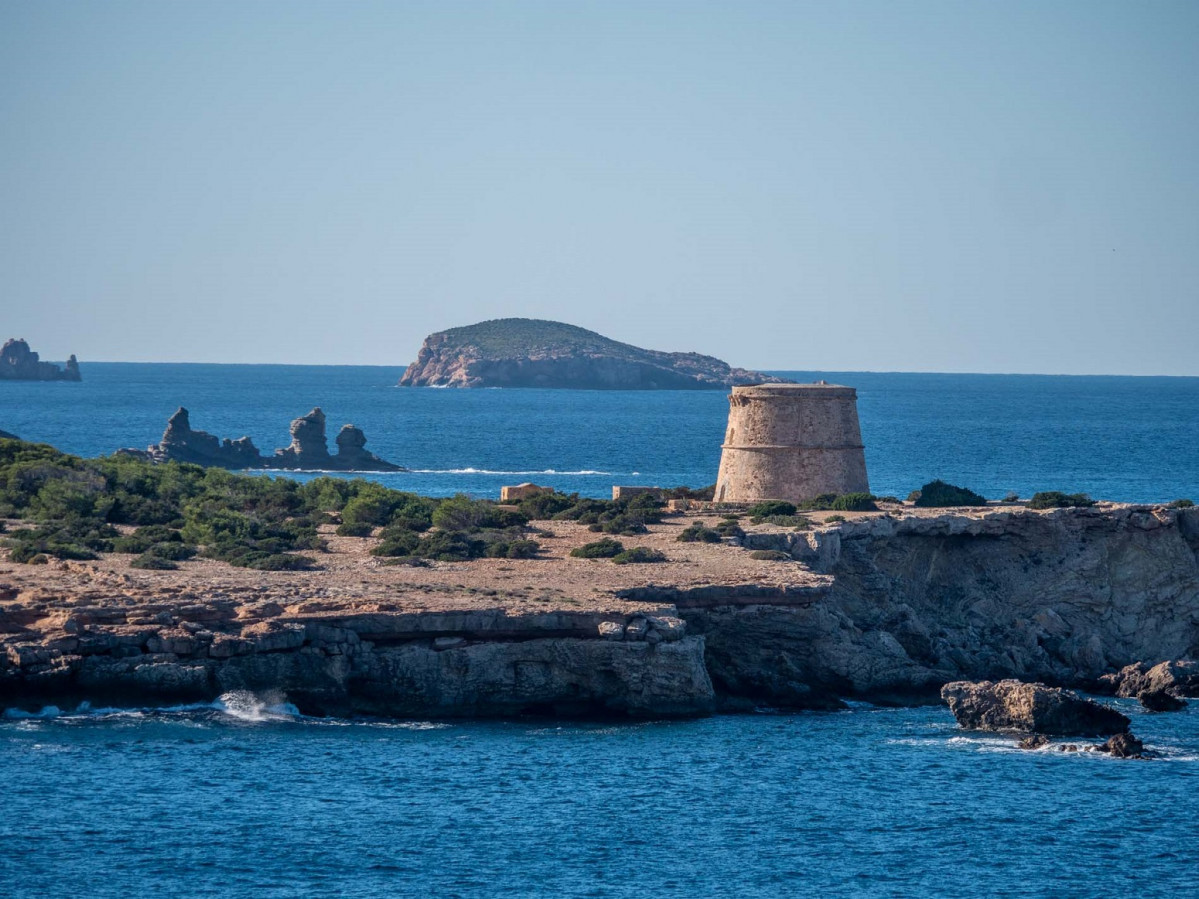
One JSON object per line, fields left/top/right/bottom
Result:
{"left": 714, "top": 382, "right": 869, "bottom": 503}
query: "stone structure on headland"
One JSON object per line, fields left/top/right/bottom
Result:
{"left": 714, "top": 382, "right": 869, "bottom": 503}
{"left": 122, "top": 407, "right": 405, "bottom": 472}
{"left": 0, "top": 338, "right": 80, "bottom": 382}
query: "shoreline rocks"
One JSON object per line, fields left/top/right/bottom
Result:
{"left": 941, "top": 680, "right": 1130, "bottom": 736}
{"left": 122, "top": 407, "right": 405, "bottom": 472}
{"left": 0, "top": 339, "right": 80, "bottom": 382}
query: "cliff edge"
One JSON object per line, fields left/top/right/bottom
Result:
{"left": 398, "top": 319, "right": 791, "bottom": 389}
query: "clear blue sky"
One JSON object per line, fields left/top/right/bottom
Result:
{"left": 2, "top": 1, "right": 1196, "bottom": 374}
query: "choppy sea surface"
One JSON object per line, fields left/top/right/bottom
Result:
{"left": 3, "top": 365, "right": 1199, "bottom": 896}
{"left": 2, "top": 698, "right": 1198, "bottom": 898}
{"left": 1, "top": 363, "right": 1197, "bottom": 502}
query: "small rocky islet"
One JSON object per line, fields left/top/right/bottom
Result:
{"left": 398, "top": 318, "right": 791, "bottom": 389}
{"left": 119, "top": 406, "right": 405, "bottom": 472}
{"left": 0, "top": 338, "right": 80, "bottom": 382}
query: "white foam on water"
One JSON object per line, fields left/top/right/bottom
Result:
{"left": 213, "top": 691, "right": 301, "bottom": 723}
{"left": 4, "top": 705, "right": 63, "bottom": 720}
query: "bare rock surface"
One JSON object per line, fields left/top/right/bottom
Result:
{"left": 1100, "top": 659, "right": 1199, "bottom": 699}
{"left": 0, "top": 338, "right": 80, "bottom": 381}
{"left": 399, "top": 318, "right": 790, "bottom": 390}
{"left": 941, "top": 679, "right": 1130, "bottom": 736}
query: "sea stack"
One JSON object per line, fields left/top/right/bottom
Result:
{"left": 713, "top": 382, "right": 869, "bottom": 503}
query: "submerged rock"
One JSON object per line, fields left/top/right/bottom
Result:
{"left": 941, "top": 680, "right": 1130, "bottom": 736}
{"left": 1098, "top": 732, "right": 1146, "bottom": 759}
{"left": 0, "top": 338, "right": 80, "bottom": 381}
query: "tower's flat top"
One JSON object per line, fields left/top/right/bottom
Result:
{"left": 732, "top": 381, "right": 856, "bottom": 397}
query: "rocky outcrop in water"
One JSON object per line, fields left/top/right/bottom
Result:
{"left": 399, "top": 318, "right": 790, "bottom": 390}
{"left": 124, "top": 407, "right": 405, "bottom": 472}
{"left": 940, "top": 680, "right": 1130, "bottom": 735}
{"left": 1098, "top": 659, "right": 1199, "bottom": 700}
{"left": 0, "top": 339, "right": 80, "bottom": 381}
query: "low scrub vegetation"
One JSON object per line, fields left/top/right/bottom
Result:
{"left": 611, "top": 547, "right": 667, "bottom": 565}
{"left": 570, "top": 538, "right": 625, "bottom": 559}
{"left": 1027, "top": 491, "right": 1095, "bottom": 509}
{"left": 911, "top": 480, "right": 989, "bottom": 508}
{"left": 676, "top": 521, "right": 722, "bottom": 543}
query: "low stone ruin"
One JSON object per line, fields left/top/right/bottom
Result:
{"left": 121, "top": 406, "right": 405, "bottom": 472}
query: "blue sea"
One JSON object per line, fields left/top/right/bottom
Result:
{"left": 3, "top": 365, "right": 1199, "bottom": 897}
{"left": 1, "top": 363, "right": 1197, "bottom": 502}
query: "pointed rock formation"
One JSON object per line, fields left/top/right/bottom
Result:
{"left": 0, "top": 339, "right": 81, "bottom": 381}
{"left": 123, "top": 407, "right": 405, "bottom": 472}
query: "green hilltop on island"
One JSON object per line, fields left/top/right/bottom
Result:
{"left": 398, "top": 318, "right": 792, "bottom": 390}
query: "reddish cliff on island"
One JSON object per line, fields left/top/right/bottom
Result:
{"left": 399, "top": 319, "right": 791, "bottom": 390}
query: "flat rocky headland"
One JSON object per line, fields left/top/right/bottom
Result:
{"left": 4, "top": 503, "right": 1197, "bottom": 719}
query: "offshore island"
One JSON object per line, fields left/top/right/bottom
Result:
{"left": 2, "top": 382, "right": 1196, "bottom": 754}
{"left": 399, "top": 318, "right": 791, "bottom": 389}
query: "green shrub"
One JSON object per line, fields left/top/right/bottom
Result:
{"left": 336, "top": 521, "right": 375, "bottom": 537}
{"left": 130, "top": 553, "right": 177, "bottom": 570}
{"left": 825, "top": 515, "right": 846, "bottom": 523}
{"left": 589, "top": 513, "right": 649, "bottom": 536}
{"left": 484, "top": 538, "right": 540, "bottom": 559}
{"left": 1002, "top": 491, "right": 1021, "bottom": 503}
{"left": 749, "top": 550, "right": 790, "bottom": 561}
{"left": 875, "top": 496, "right": 902, "bottom": 504}
{"left": 748, "top": 500, "right": 797, "bottom": 519}
{"left": 147, "top": 542, "right": 196, "bottom": 561}
{"left": 913, "top": 480, "right": 989, "bottom": 507}
{"left": 714, "top": 519, "right": 745, "bottom": 539}
{"left": 413, "top": 530, "right": 487, "bottom": 562}
{"left": 754, "top": 514, "right": 812, "bottom": 529}
{"left": 676, "top": 521, "right": 722, "bottom": 543}
{"left": 829, "top": 493, "right": 877, "bottom": 512}
{"left": 28, "top": 553, "right": 48, "bottom": 565}
{"left": 570, "top": 538, "right": 625, "bottom": 559}
{"left": 432, "top": 495, "right": 527, "bottom": 531}
{"left": 244, "top": 553, "right": 315, "bottom": 571}
{"left": 517, "top": 491, "right": 579, "bottom": 520}
{"left": 1027, "top": 491, "right": 1095, "bottom": 510}
{"left": 371, "top": 530, "right": 422, "bottom": 557}
{"left": 1169, "top": 498, "right": 1194, "bottom": 508}
{"left": 611, "top": 547, "right": 667, "bottom": 565}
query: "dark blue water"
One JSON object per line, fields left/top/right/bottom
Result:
{"left": 2, "top": 363, "right": 1197, "bottom": 502}
{"left": 4, "top": 366, "right": 1199, "bottom": 896}
{"left": 2, "top": 699, "right": 1198, "bottom": 898}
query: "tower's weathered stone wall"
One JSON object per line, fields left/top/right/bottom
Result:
{"left": 714, "top": 383, "right": 869, "bottom": 503}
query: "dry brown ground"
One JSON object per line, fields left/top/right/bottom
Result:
{"left": 0, "top": 502, "right": 1052, "bottom": 621}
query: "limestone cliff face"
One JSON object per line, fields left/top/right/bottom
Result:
{"left": 0, "top": 339, "right": 80, "bottom": 382}
{"left": 0, "top": 608, "right": 713, "bottom": 719}
{"left": 679, "top": 506, "right": 1199, "bottom": 707}
{"left": 399, "top": 319, "right": 790, "bottom": 390}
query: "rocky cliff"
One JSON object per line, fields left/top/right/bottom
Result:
{"left": 125, "top": 407, "right": 405, "bottom": 472}
{"left": 3, "top": 505, "right": 1197, "bottom": 718}
{"left": 0, "top": 339, "right": 80, "bottom": 382}
{"left": 674, "top": 505, "right": 1199, "bottom": 707}
{"left": 399, "top": 318, "right": 791, "bottom": 389}
{"left": 0, "top": 602, "right": 713, "bottom": 719}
